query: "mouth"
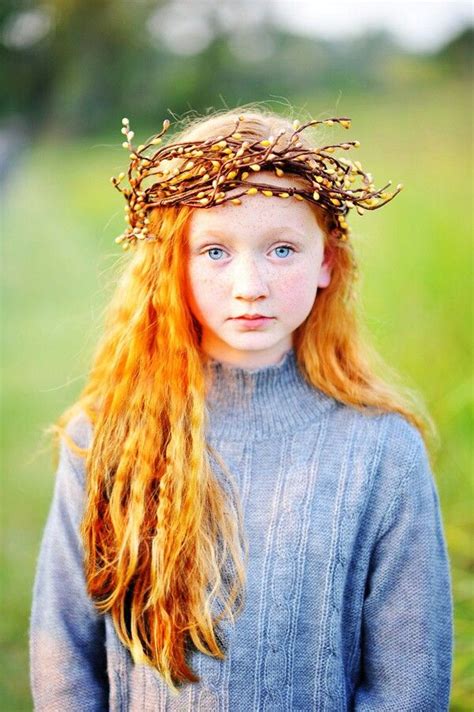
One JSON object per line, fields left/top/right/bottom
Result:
{"left": 232, "top": 316, "right": 274, "bottom": 328}
{"left": 234, "top": 314, "right": 271, "bottom": 320}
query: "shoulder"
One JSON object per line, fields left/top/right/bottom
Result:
{"left": 65, "top": 409, "right": 94, "bottom": 449}
{"left": 368, "top": 409, "right": 427, "bottom": 473}
{"left": 331, "top": 402, "right": 426, "bottom": 467}
{"left": 327, "top": 405, "right": 439, "bottom": 544}
{"left": 59, "top": 409, "right": 94, "bottom": 485}
{"left": 329, "top": 403, "right": 432, "bottom": 500}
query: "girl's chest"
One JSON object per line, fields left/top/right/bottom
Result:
{"left": 212, "top": 427, "right": 377, "bottom": 585}
{"left": 106, "top": 428, "right": 377, "bottom": 711}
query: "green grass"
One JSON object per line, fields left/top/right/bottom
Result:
{"left": 2, "top": 78, "right": 472, "bottom": 709}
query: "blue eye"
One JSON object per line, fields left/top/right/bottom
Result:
{"left": 204, "top": 245, "right": 295, "bottom": 261}
{"left": 206, "top": 247, "right": 225, "bottom": 260}
{"left": 274, "top": 245, "right": 294, "bottom": 258}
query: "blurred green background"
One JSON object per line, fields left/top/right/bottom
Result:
{"left": 1, "top": 1, "right": 473, "bottom": 709}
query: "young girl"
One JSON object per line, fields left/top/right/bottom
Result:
{"left": 29, "top": 107, "right": 453, "bottom": 711}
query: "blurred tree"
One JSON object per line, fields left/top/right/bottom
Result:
{"left": 0, "top": 0, "right": 472, "bottom": 137}
{"left": 434, "top": 25, "right": 473, "bottom": 77}
{"left": 0, "top": 1, "right": 55, "bottom": 123}
{"left": 0, "top": 0, "right": 168, "bottom": 135}
{"left": 33, "top": 0, "right": 167, "bottom": 134}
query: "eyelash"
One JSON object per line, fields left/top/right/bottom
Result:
{"left": 204, "top": 245, "right": 296, "bottom": 261}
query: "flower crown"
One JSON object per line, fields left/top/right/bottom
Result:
{"left": 111, "top": 114, "right": 403, "bottom": 250}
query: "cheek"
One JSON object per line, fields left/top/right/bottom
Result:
{"left": 276, "top": 265, "right": 319, "bottom": 313}
{"left": 186, "top": 264, "right": 226, "bottom": 319}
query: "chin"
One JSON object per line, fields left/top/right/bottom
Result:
{"left": 226, "top": 336, "right": 287, "bottom": 353}
{"left": 226, "top": 339, "right": 289, "bottom": 353}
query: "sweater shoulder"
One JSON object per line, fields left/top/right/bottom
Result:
{"left": 64, "top": 408, "right": 94, "bottom": 449}
{"left": 59, "top": 409, "right": 94, "bottom": 483}
{"left": 366, "top": 408, "right": 425, "bottom": 462}
{"left": 331, "top": 403, "right": 428, "bottom": 484}
{"left": 326, "top": 406, "right": 435, "bottom": 543}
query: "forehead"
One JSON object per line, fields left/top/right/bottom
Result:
{"left": 187, "top": 171, "right": 321, "bottom": 239}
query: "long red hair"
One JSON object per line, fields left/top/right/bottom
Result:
{"left": 49, "top": 107, "right": 436, "bottom": 692}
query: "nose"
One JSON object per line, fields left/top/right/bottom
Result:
{"left": 231, "top": 254, "right": 270, "bottom": 301}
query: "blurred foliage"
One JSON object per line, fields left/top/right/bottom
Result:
{"left": 1, "top": 1, "right": 473, "bottom": 710}
{"left": 0, "top": 0, "right": 472, "bottom": 135}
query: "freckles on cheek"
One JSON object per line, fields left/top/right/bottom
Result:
{"left": 190, "top": 268, "right": 227, "bottom": 312}
{"left": 278, "top": 269, "right": 318, "bottom": 311}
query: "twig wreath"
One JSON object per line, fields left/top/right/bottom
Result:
{"left": 111, "top": 115, "right": 403, "bottom": 249}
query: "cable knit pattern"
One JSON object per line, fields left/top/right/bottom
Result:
{"left": 29, "top": 347, "right": 453, "bottom": 711}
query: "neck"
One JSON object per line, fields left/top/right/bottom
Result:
{"left": 203, "top": 346, "right": 336, "bottom": 440}
{"left": 199, "top": 338, "right": 294, "bottom": 371}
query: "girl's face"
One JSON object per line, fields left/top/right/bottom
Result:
{"left": 185, "top": 172, "right": 332, "bottom": 369}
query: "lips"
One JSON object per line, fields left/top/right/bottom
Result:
{"left": 232, "top": 315, "right": 274, "bottom": 328}
{"left": 234, "top": 314, "right": 269, "bottom": 319}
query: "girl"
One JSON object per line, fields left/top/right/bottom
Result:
{"left": 29, "top": 107, "right": 453, "bottom": 711}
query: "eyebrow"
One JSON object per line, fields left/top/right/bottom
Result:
{"left": 191, "top": 226, "right": 308, "bottom": 242}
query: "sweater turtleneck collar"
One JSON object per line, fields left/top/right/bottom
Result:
{"left": 203, "top": 347, "right": 337, "bottom": 440}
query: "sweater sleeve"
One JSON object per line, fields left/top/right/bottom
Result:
{"left": 29, "top": 425, "right": 109, "bottom": 711}
{"left": 353, "top": 430, "right": 453, "bottom": 711}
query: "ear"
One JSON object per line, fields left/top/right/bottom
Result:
{"left": 317, "top": 245, "right": 334, "bottom": 288}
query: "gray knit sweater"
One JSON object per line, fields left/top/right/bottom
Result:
{"left": 29, "top": 347, "right": 453, "bottom": 711}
